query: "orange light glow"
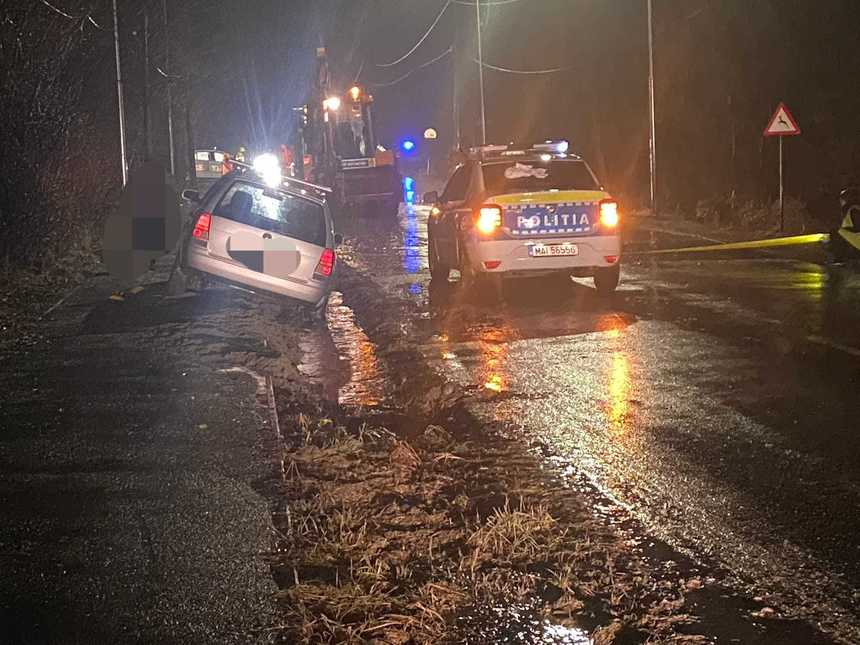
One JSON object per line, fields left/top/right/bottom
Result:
{"left": 484, "top": 374, "right": 504, "bottom": 392}
{"left": 608, "top": 352, "right": 630, "bottom": 432}
{"left": 600, "top": 200, "right": 619, "bottom": 227}
{"left": 476, "top": 206, "right": 502, "bottom": 235}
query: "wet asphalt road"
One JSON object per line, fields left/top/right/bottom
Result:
{"left": 333, "top": 198, "right": 860, "bottom": 641}
{"left": 0, "top": 263, "right": 290, "bottom": 644}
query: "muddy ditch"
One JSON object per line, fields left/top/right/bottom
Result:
{"left": 260, "top": 263, "right": 836, "bottom": 644}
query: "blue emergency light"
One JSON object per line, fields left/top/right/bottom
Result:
{"left": 400, "top": 139, "right": 416, "bottom": 153}
{"left": 403, "top": 176, "right": 416, "bottom": 203}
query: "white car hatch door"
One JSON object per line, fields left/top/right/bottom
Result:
{"left": 208, "top": 181, "right": 327, "bottom": 285}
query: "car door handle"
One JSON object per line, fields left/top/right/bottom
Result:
{"left": 262, "top": 233, "right": 272, "bottom": 239}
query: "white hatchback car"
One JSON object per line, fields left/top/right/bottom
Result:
{"left": 426, "top": 141, "right": 621, "bottom": 295}
{"left": 177, "top": 168, "right": 338, "bottom": 316}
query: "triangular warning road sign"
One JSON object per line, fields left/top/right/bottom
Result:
{"left": 764, "top": 102, "right": 801, "bottom": 137}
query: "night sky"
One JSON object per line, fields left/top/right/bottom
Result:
{"left": 8, "top": 0, "right": 859, "bottom": 215}
{"left": 165, "top": 0, "right": 859, "bottom": 211}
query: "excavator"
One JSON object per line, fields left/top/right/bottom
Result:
{"left": 294, "top": 47, "right": 402, "bottom": 217}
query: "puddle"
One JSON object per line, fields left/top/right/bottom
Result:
{"left": 457, "top": 601, "right": 595, "bottom": 644}
{"left": 320, "top": 291, "right": 390, "bottom": 408}
{"left": 297, "top": 323, "right": 346, "bottom": 402}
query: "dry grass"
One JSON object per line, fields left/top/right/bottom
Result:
{"left": 270, "top": 412, "right": 699, "bottom": 643}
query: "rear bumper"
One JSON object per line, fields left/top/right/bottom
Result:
{"left": 464, "top": 234, "right": 621, "bottom": 276}
{"left": 185, "top": 245, "right": 329, "bottom": 307}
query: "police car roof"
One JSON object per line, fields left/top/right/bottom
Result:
{"left": 468, "top": 141, "right": 581, "bottom": 162}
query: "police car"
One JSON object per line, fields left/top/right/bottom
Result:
{"left": 425, "top": 141, "right": 621, "bottom": 296}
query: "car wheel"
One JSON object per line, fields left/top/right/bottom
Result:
{"left": 460, "top": 247, "right": 503, "bottom": 302}
{"left": 459, "top": 246, "right": 477, "bottom": 288}
{"left": 311, "top": 292, "right": 330, "bottom": 322}
{"left": 167, "top": 265, "right": 188, "bottom": 296}
{"left": 593, "top": 264, "right": 620, "bottom": 296}
{"left": 485, "top": 273, "right": 504, "bottom": 302}
{"left": 428, "top": 233, "right": 450, "bottom": 281}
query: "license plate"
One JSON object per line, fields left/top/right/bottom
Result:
{"left": 529, "top": 243, "right": 578, "bottom": 257}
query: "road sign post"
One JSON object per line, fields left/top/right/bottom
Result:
{"left": 763, "top": 102, "right": 801, "bottom": 232}
{"left": 423, "top": 128, "right": 438, "bottom": 175}
{"left": 779, "top": 137, "right": 784, "bottom": 231}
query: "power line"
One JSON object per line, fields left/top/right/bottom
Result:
{"left": 376, "top": 0, "right": 451, "bottom": 68}
{"left": 453, "top": 0, "right": 523, "bottom": 5}
{"left": 353, "top": 59, "right": 365, "bottom": 84}
{"left": 472, "top": 58, "right": 567, "bottom": 74}
{"left": 37, "top": 0, "right": 104, "bottom": 29}
{"left": 371, "top": 47, "right": 453, "bottom": 87}
{"left": 38, "top": 0, "right": 76, "bottom": 20}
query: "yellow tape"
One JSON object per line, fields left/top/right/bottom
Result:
{"left": 638, "top": 233, "right": 829, "bottom": 255}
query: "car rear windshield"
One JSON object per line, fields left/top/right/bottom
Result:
{"left": 214, "top": 181, "right": 326, "bottom": 246}
{"left": 195, "top": 150, "right": 225, "bottom": 162}
{"left": 481, "top": 160, "right": 600, "bottom": 195}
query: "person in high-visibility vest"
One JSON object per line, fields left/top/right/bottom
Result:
{"left": 221, "top": 152, "right": 233, "bottom": 175}
{"left": 280, "top": 144, "right": 294, "bottom": 176}
{"left": 235, "top": 146, "right": 247, "bottom": 163}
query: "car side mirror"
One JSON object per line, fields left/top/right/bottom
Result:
{"left": 423, "top": 191, "right": 438, "bottom": 205}
{"left": 334, "top": 233, "right": 343, "bottom": 247}
{"left": 181, "top": 189, "right": 201, "bottom": 203}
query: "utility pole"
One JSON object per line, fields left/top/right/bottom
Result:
{"left": 185, "top": 86, "right": 196, "bottom": 187}
{"left": 647, "top": 0, "right": 657, "bottom": 217}
{"left": 143, "top": 8, "right": 151, "bottom": 160}
{"left": 112, "top": 0, "right": 128, "bottom": 186}
{"left": 452, "top": 28, "right": 460, "bottom": 151}
{"left": 163, "top": 0, "right": 176, "bottom": 178}
{"left": 475, "top": 0, "right": 486, "bottom": 145}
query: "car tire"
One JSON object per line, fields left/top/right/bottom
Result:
{"left": 428, "top": 234, "right": 450, "bottom": 281}
{"left": 459, "top": 246, "right": 477, "bottom": 288}
{"left": 311, "top": 292, "right": 330, "bottom": 322}
{"left": 593, "top": 264, "right": 620, "bottom": 296}
{"left": 460, "top": 247, "right": 503, "bottom": 302}
{"left": 485, "top": 273, "right": 504, "bottom": 302}
{"left": 167, "top": 265, "right": 188, "bottom": 296}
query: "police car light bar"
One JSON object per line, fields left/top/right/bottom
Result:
{"left": 530, "top": 140, "right": 569, "bottom": 153}
{"left": 469, "top": 140, "right": 572, "bottom": 160}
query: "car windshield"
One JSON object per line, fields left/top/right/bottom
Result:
{"left": 195, "top": 150, "right": 225, "bottom": 162}
{"left": 481, "top": 159, "right": 600, "bottom": 195}
{"left": 214, "top": 181, "right": 326, "bottom": 246}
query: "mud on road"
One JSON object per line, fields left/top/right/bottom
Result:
{"left": 264, "top": 258, "right": 835, "bottom": 644}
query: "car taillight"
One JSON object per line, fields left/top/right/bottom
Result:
{"left": 314, "top": 248, "right": 335, "bottom": 279}
{"left": 599, "top": 199, "right": 619, "bottom": 228}
{"left": 476, "top": 205, "right": 502, "bottom": 235}
{"left": 192, "top": 212, "right": 212, "bottom": 241}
